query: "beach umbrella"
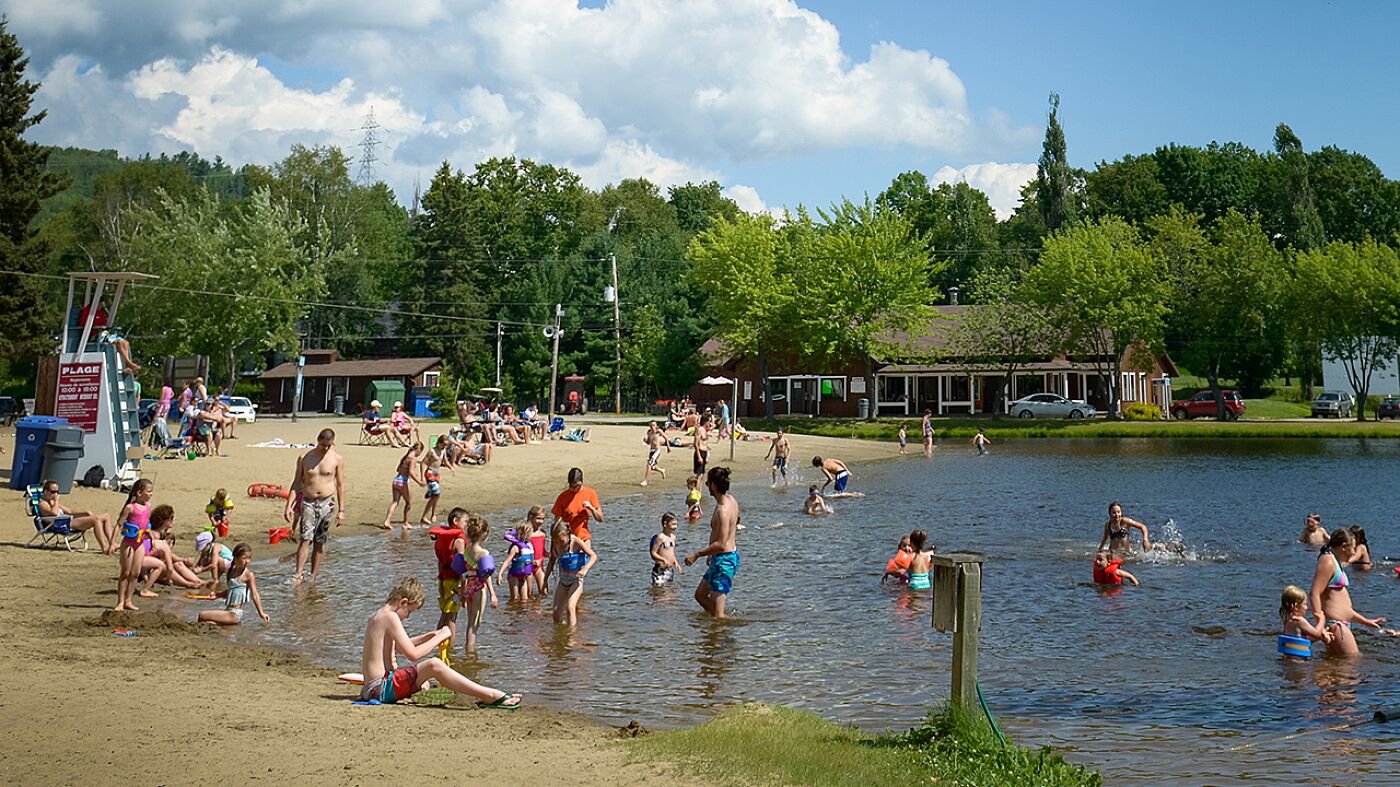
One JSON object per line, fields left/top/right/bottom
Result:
{"left": 697, "top": 376, "right": 738, "bottom": 459}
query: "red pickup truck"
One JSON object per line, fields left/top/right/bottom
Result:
{"left": 1171, "top": 389, "right": 1245, "bottom": 420}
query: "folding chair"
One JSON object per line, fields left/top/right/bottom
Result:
{"left": 547, "top": 417, "right": 566, "bottom": 439}
{"left": 359, "top": 422, "right": 391, "bottom": 446}
{"left": 25, "top": 485, "right": 88, "bottom": 551}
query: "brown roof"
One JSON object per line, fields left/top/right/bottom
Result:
{"left": 259, "top": 356, "right": 442, "bottom": 380}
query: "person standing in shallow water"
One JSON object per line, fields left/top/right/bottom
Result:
{"left": 1097, "top": 501, "right": 1151, "bottom": 554}
{"left": 284, "top": 428, "right": 346, "bottom": 582}
{"left": 684, "top": 466, "right": 740, "bottom": 619}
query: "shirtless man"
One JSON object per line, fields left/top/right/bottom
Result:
{"left": 641, "top": 421, "right": 670, "bottom": 486}
{"left": 812, "top": 455, "right": 852, "bottom": 494}
{"left": 692, "top": 420, "right": 710, "bottom": 478}
{"left": 765, "top": 427, "right": 791, "bottom": 487}
{"left": 284, "top": 428, "right": 346, "bottom": 582}
{"left": 684, "top": 466, "right": 741, "bottom": 619}
{"left": 360, "top": 576, "right": 520, "bottom": 707}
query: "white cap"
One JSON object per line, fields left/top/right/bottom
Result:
{"left": 393, "top": 401, "right": 403, "bottom": 408}
{"left": 195, "top": 531, "right": 214, "bottom": 552}
{"left": 370, "top": 400, "right": 381, "bottom": 409}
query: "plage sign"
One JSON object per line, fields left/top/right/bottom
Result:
{"left": 56, "top": 361, "right": 103, "bottom": 433}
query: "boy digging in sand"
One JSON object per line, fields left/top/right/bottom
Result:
{"left": 360, "top": 576, "right": 521, "bottom": 708}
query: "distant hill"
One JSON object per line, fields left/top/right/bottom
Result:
{"left": 37, "top": 147, "right": 123, "bottom": 224}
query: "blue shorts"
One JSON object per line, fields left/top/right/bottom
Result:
{"left": 703, "top": 550, "right": 740, "bottom": 595}
{"left": 833, "top": 471, "right": 849, "bottom": 493}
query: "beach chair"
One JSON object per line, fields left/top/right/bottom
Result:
{"left": 25, "top": 485, "right": 88, "bottom": 551}
{"left": 547, "top": 417, "right": 566, "bottom": 439}
{"left": 359, "top": 421, "right": 391, "bottom": 446}
{"left": 563, "top": 427, "right": 590, "bottom": 443}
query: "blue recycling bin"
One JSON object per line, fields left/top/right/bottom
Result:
{"left": 10, "top": 415, "right": 68, "bottom": 490}
{"left": 409, "top": 386, "right": 435, "bottom": 418}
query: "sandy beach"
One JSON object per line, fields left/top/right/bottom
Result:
{"left": 0, "top": 417, "right": 891, "bottom": 785}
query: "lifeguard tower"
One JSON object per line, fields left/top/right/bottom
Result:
{"left": 56, "top": 271, "right": 153, "bottom": 488}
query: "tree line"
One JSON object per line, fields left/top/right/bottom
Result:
{"left": 3, "top": 19, "right": 1399, "bottom": 418}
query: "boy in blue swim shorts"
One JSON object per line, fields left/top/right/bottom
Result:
{"left": 684, "top": 466, "right": 742, "bottom": 618}
{"left": 812, "top": 455, "right": 851, "bottom": 495}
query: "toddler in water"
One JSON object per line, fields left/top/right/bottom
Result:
{"left": 972, "top": 428, "right": 990, "bottom": 455}
{"left": 804, "top": 485, "right": 833, "bottom": 516}
{"left": 198, "top": 543, "right": 269, "bottom": 625}
{"left": 883, "top": 535, "right": 914, "bottom": 582}
{"left": 649, "top": 513, "right": 682, "bottom": 587}
{"left": 500, "top": 517, "right": 536, "bottom": 602}
{"left": 1093, "top": 551, "right": 1140, "bottom": 586}
{"left": 525, "top": 506, "right": 550, "bottom": 596}
{"left": 1279, "top": 585, "right": 1332, "bottom": 649}
{"left": 458, "top": 514, "right": 500, "bottom": 654}
{"left": 897, "top": 425, "right": 908, "bottom": 455}
{"left": 204, "top": 488, "right": 233, "bottom": 537}
{"left": 685, "top": 475, "right": 703, "bottom": 522}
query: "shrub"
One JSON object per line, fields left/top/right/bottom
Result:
{"left": 1121, "top": 401, "right": 1161, "bottom": 421}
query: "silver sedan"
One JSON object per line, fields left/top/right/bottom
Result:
{"left": 1009, "top": 393, "right": 1096, "bottom": 419}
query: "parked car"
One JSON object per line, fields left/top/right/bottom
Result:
{"left": 219, "top": 395, "right": 258, "bottom": 423}
{"left": 1009, "top": 393, "right": 1096, "bottom": 419}
{"left": 1378, "top": 396, "right": 1400, "bottom": 420}
{"left": 1310, "top": 391, "right": 1354, "bottom": 419}
{"left": 0, "top": 396, "right": 25, "bottom": 426}
{"left": 1171, "top": 389, "right": 1245, "bottom": 420}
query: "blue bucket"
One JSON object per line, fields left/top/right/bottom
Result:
{"left": 1278, "top": 635, "right": 1311, "bottom": 659}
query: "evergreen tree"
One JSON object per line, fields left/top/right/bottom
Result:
{"left": 1272, "top": 123, "right": 1326, "bottom": 250}
{"left": 1035, "top": 92, "right": 1075, "bottom": 232}
{"left": 0, "top": 18, "right": 66, "bottom": 361}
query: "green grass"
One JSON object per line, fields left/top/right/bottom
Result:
{"left": 1241, "top": 398, "right": 1310, "bottom": 419}
{"left": 747, "top": 416, "right": 1400, "bottom": 441}
{"left": 631, "top": 703, "right": 1098, "bottom": 787}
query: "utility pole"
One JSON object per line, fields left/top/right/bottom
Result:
{"left": 356, "top": 107, "right": 380, "bottom": 185}
{"left": 609, "top": 253, "right": 622, "bottom": 414}
{"left": 495, "top": 322, "right": 503, "bottom": 387}
{"left": 547, "top": 304, "right": 563, "bottom": 418}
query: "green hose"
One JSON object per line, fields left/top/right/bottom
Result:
{"left": 976, "top": 682, "right": 1007, "bottom": 746}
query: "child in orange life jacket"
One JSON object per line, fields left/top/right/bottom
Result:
{"left": 430, "top": 508, "right": 470, "bottom": 666}
{"left": 882, "top": 535, "right": 915, "bottom": 582}
{"left": 1093, "top": 551, "right": 1140, "bottom": 586}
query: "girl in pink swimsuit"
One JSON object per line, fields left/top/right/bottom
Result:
{"left": 115, "top": 479, "right": 155, "bottom": 612}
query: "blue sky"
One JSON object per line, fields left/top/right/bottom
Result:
{"left": 8, "top": 0, "right": 1397, "bottom": 217}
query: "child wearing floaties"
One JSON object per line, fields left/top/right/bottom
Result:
{"left": 1093, "top": 551, "right": 1140, "bottom": 586}
{"left": 115, "top": 479, "right": 155, "bottom": 612}
{"left": 649, "top": 513, "right": 682, "bottom": 587}
{"left": 205, "top": 488, "right": 233, "bottom": 537}
{"left": 1279, "top": 584, "right": 1332, "bottom": 652}
{"left": 500, "top": 517, "right": 537, "bottom": 602}
{"left": 458, "top": 513, "right": 499, "bottom": 654}
{"left": 883, "top": 534, "right": 914, "bottom": 582}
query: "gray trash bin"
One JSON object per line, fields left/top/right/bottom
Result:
{"left": 858, "top": 398, "right": 870, "bottom": 418}
{"left": 333, "top": 394, "right": 345, "bottom": 415}
{"left": 43, "top": 424, "right": 86, "bottom": 494}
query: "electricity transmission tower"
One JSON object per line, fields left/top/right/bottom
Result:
{"left": 356, "top": 107, "right": 380, "bottom": 184}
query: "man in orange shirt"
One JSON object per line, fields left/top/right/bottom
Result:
{"left": 551, "top": 467, "right": 603, "bottom": 543}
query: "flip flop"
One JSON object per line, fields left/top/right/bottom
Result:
{"left": 477, "top": 692, "right": 522, "bottom": 710}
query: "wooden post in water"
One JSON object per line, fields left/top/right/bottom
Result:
{"left": 931, "top": 553, "right": 984, "bottom": 711}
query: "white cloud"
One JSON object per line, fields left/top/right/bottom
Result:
{"left": 722, "top": 185, "right": 767, "bottom": 215}
{"left": 17, "top": 0, "right": 1031, "bottom": 212}
{"left": 933, "top": 162, "right": 1038, "bottom": 220}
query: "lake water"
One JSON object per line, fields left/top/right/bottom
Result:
{"left": 195, "top": 439, "right": 1400, "bottom": 785}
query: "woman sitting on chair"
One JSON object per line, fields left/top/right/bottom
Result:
{"left": 37, "top": 481, "right": 117, "bottom": 554}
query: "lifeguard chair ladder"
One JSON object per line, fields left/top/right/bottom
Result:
{"left": 58, "top": 271, "right": 157, "bottom": 488}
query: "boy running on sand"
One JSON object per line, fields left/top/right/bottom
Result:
{"left": 360, "top": 577, "right": 520, "bottom": 708}
{"left": 641, "top": 422, "right": 670, "bottom": 486}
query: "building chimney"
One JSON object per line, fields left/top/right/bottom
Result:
{"left": 948, "top": 285, "right": 960, "bottom": 306}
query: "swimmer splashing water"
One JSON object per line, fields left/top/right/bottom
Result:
{"left": 1098, "top": 501, "right": 1151, "bottom": 554}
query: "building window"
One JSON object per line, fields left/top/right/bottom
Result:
{"left": 878, "top": 375, "right": 905, "bottom": 403}
{"left": 423, "top": 371, "right": 441, "bottom": 387}
{"left": 821, "top": 377, "right": 846, "bottom": 401}
{"left": 948, "top": 375, "right": 970, "bottom": 402}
